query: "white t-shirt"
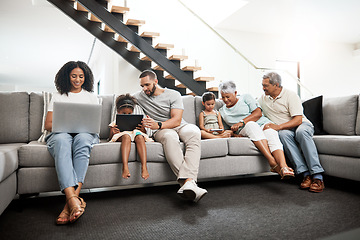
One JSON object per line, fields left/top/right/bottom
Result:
{"left": 258, "top": 88, "right": 310, "bottom": 125}
{"left": 48, "top": 89, "right": 99, "bottom": 112}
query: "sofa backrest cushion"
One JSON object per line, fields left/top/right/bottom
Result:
{"left": 99, "top": 95, "right": 114, "bottom": 139}
{"left": 0, "top": 92, "right": 29, "bottom": 143}
{"left": 357, "top": 94, "right": 360, "bottom": 135}
{"left": 29, "top": 92, "right": 44, "bottom": 141}
{"left": 322, "top": 94, "right": 358, "bottom": 135}
{"left": 182, "top": 95, "right": 196, "bottom": 125}
{"left": 302, "top": 95, "right": 326, "bottom": 135}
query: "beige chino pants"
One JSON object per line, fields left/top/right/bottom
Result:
{"left": 153, "top": 123, "right": 201, "bottom": 182}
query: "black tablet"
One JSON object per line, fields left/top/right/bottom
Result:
{"left": 116, "top": 114, "right": 143, "bottom": 131}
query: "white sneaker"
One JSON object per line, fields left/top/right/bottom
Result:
{"left": 181, "top": 180, "right": 208, "bottom": 202}
{"left": 177, "top": 183, "right": 187, "bottom": 199}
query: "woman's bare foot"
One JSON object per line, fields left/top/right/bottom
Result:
{"left": 122, "top": 167, "right": 131, "bottom": 179}
{"left": 141, "top": 166, "right": 149, "bottom": 180}
{"left": 56, "top": 204, "right": 70, "bottom": 225}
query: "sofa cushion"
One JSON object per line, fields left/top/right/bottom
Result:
{"left": 98, "top": 95, "right": 115, "bottom": 140}
{"left": 356, "top": 94, "right": 360, "bottom": 135}
{"left": 302, "top": 95, "right": 326, "bottom": 135}
{"left": 142, "top": 142, "right": 166, "bottom": 163}
{"left": 0, "top": 143, "right": 21, "bottom": 182}
{"left": 322, "top": 95, "right": 358, "bottom": 135}
{"left": 227, "top": 138, "right": 262, "bottom": 155}
{"left": 182, "top": 95, "right": 196, "bottom": 125}
{"left": 200, "top": 138, "right": 228, "bottom": 158}
{"left": 29, "top": 92, "right": 45, "bottom": 141}
{"left": 18, "top": 141, "right": 138, "bottom": 167}
{"left": 0, "top": 92, "right": 29, "bottom": 143}
{"left": 313, "top": 135, "right": 360, "bottom": 158}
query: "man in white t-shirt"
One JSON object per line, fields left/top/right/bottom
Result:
{"left": 133, "top": 70, "right": 207, "bottom": 202}
{"left": 258, "top": 72, "right": 325, "bottom": 193}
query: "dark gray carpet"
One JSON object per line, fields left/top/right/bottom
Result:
{"left": 0, "top": 175, "right": 359, "bottom": 240}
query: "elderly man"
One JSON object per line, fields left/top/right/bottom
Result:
{"left": 258, "top": 72, "right": 325, "bottom": 193}
{"left": 133, "top": 70, "right": 207, "bottom": 202}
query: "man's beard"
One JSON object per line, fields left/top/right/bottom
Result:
{"left": 145, "top": 84, "right": 156, "bottom": 97}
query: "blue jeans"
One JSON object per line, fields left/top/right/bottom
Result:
{"left": 278, "top": 122, "right": 324, "bottom": 175}
{"left": 46, "top": 132, "right": 99, "bottom": 192}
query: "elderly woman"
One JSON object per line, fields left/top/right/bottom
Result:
{"left": 218, "top": 80, "right": 294, "bottom": 179}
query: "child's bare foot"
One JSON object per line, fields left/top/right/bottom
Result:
{"left": 122, "top": 167, "right": 131, "bottom": 179}
{"left": 141, "top": 167, "right": 149, "bottom": 180}
{"left": 219, "top": 132, "right": 231, "bottom": 138}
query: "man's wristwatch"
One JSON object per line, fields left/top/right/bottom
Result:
{"left": 157, "top": 122, "right": 162, "bottom": 129}
{"left": 240, "top": 119, "right": 245, "bottom": 126}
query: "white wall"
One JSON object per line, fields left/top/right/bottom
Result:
{"left": 217, "top": 29, "right": 360, "bottom": 98}
{"left": 89, "top": 40, "right": 141, "bottom": 95}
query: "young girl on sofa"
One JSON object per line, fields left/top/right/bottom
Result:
{"left": 198, "top": 92, "right": 232, "bottom": 139}
{"left": 109, "top": 94, "right": 153, "bottom": 180}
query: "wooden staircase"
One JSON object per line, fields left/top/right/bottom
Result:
{"left": 48, "top": 0, "right": 218, "bottom": 96}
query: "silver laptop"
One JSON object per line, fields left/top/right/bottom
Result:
{"left": 52, "top": 102, "right": 102, "bottom": 134}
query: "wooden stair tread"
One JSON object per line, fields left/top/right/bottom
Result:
{"left": 155, "top": 43, "right": 174, "bottom": 49}
{"left": 104, "top": 25, "right": 115, "bottom": 33}
{"left": 176, "top": 84, "right": 186, "bottom": 88}
{"left": 117, "top": 35, "right": 128, "bottom": 43}
{"left": 207, "top": 87, "right": 218, "bottom": 91}
{"left": 169, "top": 55, "right": 188, "bottom": 61}
{"left": 74, "top": 2, "right": 88, "bottom": 12}
{"left": 126, "top": 19, "right": 145, "bottom": 26}
{"left": 182, "top": 66, "right": 201, "bottom": 71}
{"left": 140, "top": 32, "right": 160, "bottom": 38}
{"left": 165, "top": 75, "right": 175, "bottom": 80}
{"left": 195, "top": 77, "right": 215, "bottom": 82}
{"left": 141, "top": 56, "right": 151, "bottom": 61}
{"left": 89, "top": 14, "right": 101, "bottom": 23}
{"left": 129, "top": 45, "right": 140, "bottom": 52}
{"left": 153, "top": 65, "right": 164, "bottom": 71}
{"left": 110, "top": 5, "right": 130, "bottom": 13}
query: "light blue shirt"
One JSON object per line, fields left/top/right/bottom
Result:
{"left": 219, "top": 94, "right": 271, "bottom": 127}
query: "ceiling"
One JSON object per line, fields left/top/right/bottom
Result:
{"left": 1, "top": 0, "right": 360, "bottom": 90}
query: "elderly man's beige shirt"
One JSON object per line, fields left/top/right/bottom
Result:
{"left": 258, "top": 88, "right": 310, "bottom": 125}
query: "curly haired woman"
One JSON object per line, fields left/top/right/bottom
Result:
{"left": 44, "top": 61, "right": 100, "bottom": 224}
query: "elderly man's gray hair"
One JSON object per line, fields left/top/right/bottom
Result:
{"left": 219, "top": 80, "right": 237, "bottom": 93}
{"left": 263, "top": 72, "right": 282, "bottom": 87}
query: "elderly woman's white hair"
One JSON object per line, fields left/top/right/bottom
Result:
{"left": 219, "top": 80, "right": 237, "bottom": 94}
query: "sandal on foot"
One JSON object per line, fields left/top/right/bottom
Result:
{"left": 56, "top": 208, "right": 70, "bottom": 225}
{"left": 280, "top": 167, "right": 295, "bottom": 180}
{"left": 67, "top": 195, "right": 85, "bottom": 223}
{"left": 270, "top": 164, "right": 280, "bottom": 174}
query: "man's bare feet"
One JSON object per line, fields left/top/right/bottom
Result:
{"left": 141, "top": 166, "right": 149, "bottom": 180}
{"left": 122, "top": 167, "right": 131, "bottom": 179}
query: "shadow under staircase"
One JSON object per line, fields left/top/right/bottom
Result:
{"left": 47, "top": 0, "right": 218, "bottom": 96}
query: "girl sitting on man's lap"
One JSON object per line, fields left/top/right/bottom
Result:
{"left": 109, "top": 94, "right": 153, "bottom": 180}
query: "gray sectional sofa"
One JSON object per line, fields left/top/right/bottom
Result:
{"left": 0, "top": 91, "right": 359, "bottom": 215}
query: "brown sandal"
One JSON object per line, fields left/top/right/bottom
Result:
{"left": 270, "top": 164, "right": 280, "bottom": 174}
{"left": 56, "top": 208, "right": 70, "bottom": 225}
{"left": 67, "top": 195, "right": 86, "bottom": 223}
{"left": 280, "top": 167, "right": 295, "bottom": 180}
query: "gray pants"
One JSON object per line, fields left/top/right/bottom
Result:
{"left": 154, "top": 123, "right": 201, "bottom": 181}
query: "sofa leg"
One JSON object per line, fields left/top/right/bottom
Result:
{"left": 15, "top": 193, "right": 40, "bottom": 212}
